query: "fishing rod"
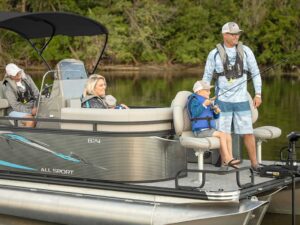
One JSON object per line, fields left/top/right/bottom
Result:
{"left": 213, "top": 58, "right": 288, "bottom": 99}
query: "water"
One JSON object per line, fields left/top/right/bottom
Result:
{"left": 2, "top": 70, "right": 300, "bottom": 225}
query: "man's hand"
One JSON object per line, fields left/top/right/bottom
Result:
{"left": 253, "top": 95, "right": 262, "bottom": 108}
{"left": 31, "top": 107, "right": 37, "bottom": 116}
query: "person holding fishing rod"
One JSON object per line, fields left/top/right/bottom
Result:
{"left": 202, "top": 22, "right": 262, "bottom": 172}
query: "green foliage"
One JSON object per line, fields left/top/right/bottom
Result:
{"left": 0, "top": 0, "right": 299, "bottom": 71}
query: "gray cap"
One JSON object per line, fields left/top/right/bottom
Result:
{"left": 222, "top": 22, "right": 243, "bottom": 34}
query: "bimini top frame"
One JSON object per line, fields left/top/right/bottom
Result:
{"left": 0, "top": 11, "right": 108, "bottom": 74}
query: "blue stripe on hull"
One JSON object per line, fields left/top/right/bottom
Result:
{"left": 0, "top": 160, "right": 36, "bottom": 171}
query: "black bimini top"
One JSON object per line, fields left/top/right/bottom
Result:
{"left": 0, "top": 12, "right": 108, "bottom": 38}
{"left": 0, "top": 12, "right": 108, "bottom": 72}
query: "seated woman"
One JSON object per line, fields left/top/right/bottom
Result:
{"left": 81, "top": 74, "right": 128, "bottom": 109}
{"left": 2, "top": 63, "right": 39, "bottom": 127}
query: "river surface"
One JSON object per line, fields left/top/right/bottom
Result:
{"left": 2, "top": 70, "right": 300, "bottom": 225}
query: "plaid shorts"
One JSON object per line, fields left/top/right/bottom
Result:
{"left": 216, "top": 100, "right": 253, "bottom": 134}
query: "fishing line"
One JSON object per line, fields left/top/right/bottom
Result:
{"left": 213, "top": 58, "right": 288, "bottom": 99}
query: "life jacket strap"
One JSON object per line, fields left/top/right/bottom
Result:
{"left": 190, "top": 116, "right": 213, "bottom": 128}
{"left": 215, "top": 69, "right": 250, "bottom": 77}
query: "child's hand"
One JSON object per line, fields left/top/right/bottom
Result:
{"left": 212, "top": 105, "right": 221, "bottom": 114}
{"left": 120, "top": 103, "right": 129, "bottom": 109}
{"left": 203, "top": 99, "right": 212, "bottom": 106}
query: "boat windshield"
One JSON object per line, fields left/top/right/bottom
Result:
{"left": 59, "top": 60, "right": 88, "bottom": 80}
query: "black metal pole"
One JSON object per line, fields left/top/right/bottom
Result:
{"left": 292, "top": 174, "right": 296, "bottom": 225}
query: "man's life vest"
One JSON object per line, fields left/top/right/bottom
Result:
{"left": 3, "top": 78, "right": 36, "bottom": 104}
{"left": 214, "top": 41, "right": 250, "bottom": 80}
{"left": 187, "top": 94, "right": 216, "bottom": 131}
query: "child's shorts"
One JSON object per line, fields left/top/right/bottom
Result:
{"left": 193, "top": 128, "right": 216, "bottom": 138}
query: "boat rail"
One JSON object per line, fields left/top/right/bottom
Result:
{"left": 175, "top": 167, "right": 255, "bottom": 190}
{"left": 0, "top": 116, "right": 174, "bottom": 137}
{"left": 0, "top": 166, "right": 298, "bottom": 201}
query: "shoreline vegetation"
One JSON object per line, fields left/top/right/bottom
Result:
{"left": 0, "top": 63, "right": 298, "bottom": 81}
{"left": 0, "top": 1, "right": 299, "bottom": 78}
{"left": 99, "top": 64, "right": 300, "bottom": 76}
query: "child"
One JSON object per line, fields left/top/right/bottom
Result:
{"left": 104, "top": 95, "right": 117, "bottom": 108}
{"left": 187, "top": 80, "right": 240, "bottom": 168}
{"left": 105, "top": 95, "right": 128, "bottom": 109}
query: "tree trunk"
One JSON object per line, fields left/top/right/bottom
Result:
{"left": 21, "top": 0, "right": 26, "bottom": 12}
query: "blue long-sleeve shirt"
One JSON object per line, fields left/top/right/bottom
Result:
{"left": 188, "top": 95, "right": 220, "bottom": 131}
{"left": 189, "top": 97, "right": 219, "bottom": 119}
{"left": 202, "top": 44, "right": 262, "bottom": 103}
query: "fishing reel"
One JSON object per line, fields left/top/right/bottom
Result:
{"left": 208, "top": 96, "right": 221, "bottom": 113}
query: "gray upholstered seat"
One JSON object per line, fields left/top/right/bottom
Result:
{"left": 60, "top": 107, "right": 173, "bottom": 132}
{"left": 0, "top": 83, "right": 9, "bottom": 116}
{"left": 172, "top": 91, "right": 220, "bottom": 182}
{"left": 0, "top": 99, "right": 9, "bottom": 109}
{"left": 254, "top": 126, "right": 281, "bottom": 163}
{"left": 248, "top": 93, "right": 282, "bottom": 163}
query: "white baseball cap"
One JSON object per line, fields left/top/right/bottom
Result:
{"left": 222, "top": 22, "right": 243, "bottom": 34}
{"left": 193, "top": 80, "right": 213, "bottom": 93}
{"left": 5, "top": 63, "right": 23, "bottom": 77}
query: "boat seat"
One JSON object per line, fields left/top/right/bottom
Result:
{"left": 247, "top": 94, "right": 282, "bottom": 164}
{"left": 172, "top": 91, "right": 220, "bottom": 182}
{"left": 0, "top": 82, "right": 9, "bottom": 116}
{"left": 0, "top": 99, "right": 9, "bottom": 116}
{"left": 172, "top": 91, "right": 282, "bottom": 178}
{"left": 0, "top": 99, "right": 9, "bottom": 109}
{"left": 254, "top": 126, "right": 281, "bottom": 163}
{"left": 66, "top": 98, "right": 81, "bottom": 108}
{"left": 60, "top": 107, "right": 173, "bottom": 133}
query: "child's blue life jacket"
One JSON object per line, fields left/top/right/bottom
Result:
{"left": 187, "top": 93, "right": 219, "bottom": 132}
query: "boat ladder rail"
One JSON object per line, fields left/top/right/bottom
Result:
{"left": 175, "top": 166, "right": 254, "bottom": 190}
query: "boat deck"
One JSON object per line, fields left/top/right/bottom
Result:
{"left": 138, "top": 161, "right": 270, "bottom": 189}
{"left": 0, "top": 160, "right": 298, "bottom": 204}
{"left": 135, "top": 160, "right": 296, "bottom": 201}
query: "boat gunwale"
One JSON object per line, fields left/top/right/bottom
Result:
{"left": 0, "top": 168, "right": 298, "bottom": 202}
{"left": 0, "top": 116, "right": 175, "bottom": 137}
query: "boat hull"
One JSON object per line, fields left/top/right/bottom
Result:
{"left": 268, "top": 182, "right": 300, "bottom": 215}
{"left": 0, "top": 130, "right": 186, "bottom": 182}
{"left": 0, "top": 179, "right": 266, "bottom": 225}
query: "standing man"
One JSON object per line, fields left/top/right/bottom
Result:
{"left": 202, "top": 22, "right": 262, "bottom": 171}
